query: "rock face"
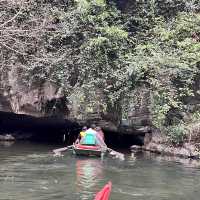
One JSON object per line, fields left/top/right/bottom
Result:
{"left": 143, "top": 130, "right": 200, "bottom": 159}
{"left": 0, "top": 69, "right": 151, "bottom": 135}
{"left": 0, "top": 0, "right": 153, "bottom": 136}
{"left": 0, "top": 71, "right": 68, "bottom": 117}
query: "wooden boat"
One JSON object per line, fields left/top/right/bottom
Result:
{"left": 72, "top": 143, "right": 107, "bottom": 157}
{"left": 52, "top": 128, "right": 123, "bottom": 159}
{"left": 72, "top": 129, "right": 107, "bottom": 157}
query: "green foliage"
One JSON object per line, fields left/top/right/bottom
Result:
{"left": 166, "top": 123, "right": 186, "bottom": 145}
{"left": 127, "top": 12, "right": 200, "bottom": 130}
{"left": 189, "top": 111, "right": 200, "bottom": 123}
{"left": 1, "top": 0, "right": 200, "bottom": 144}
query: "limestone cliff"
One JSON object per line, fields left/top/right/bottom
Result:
{"left": 0, "top": 70, "right": 151, "bottom": 134}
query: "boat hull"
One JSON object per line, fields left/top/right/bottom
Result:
{"left": 73, "top": 144, "right": 106, "bottom": 157}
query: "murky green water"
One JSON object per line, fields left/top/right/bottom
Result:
{"left": 1, "top": 141, "right": 200, "bottom": 200}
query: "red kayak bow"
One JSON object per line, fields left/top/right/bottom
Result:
{"left": 94, "top": 181, "right": 112, "bottom": 200}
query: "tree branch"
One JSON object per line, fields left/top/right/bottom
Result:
{"left": 0, "top": 0, "right": 23, "bottom": 28}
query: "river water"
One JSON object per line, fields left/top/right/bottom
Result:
{"left": 1, "top": 141, "right": 200, "bottom": 200}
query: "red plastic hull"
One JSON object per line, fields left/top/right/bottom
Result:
{"left": 94, "top": 182, "right": 112, "bottom": 200}
{"left": 76, "top": 144, "right": 101, "bottom": 150}
{"left": 73, "top": 144, "right": 103, "bottom": 157}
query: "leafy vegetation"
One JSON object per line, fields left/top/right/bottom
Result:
{"left": 166, "top": 123, "right": 186, "bottom": 145}
{"left": 1, "top": 0, "right": 200, "bottom": 144}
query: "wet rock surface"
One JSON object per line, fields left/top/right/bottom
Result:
{"left": 142, "top": 131, "right": 200, "bottom": 159}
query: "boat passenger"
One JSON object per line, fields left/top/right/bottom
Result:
{"left": 95, "top": 126, "right": 105, "bottom": 141}
{"left": 91, "top": 124, "right": 97, "bottom": 131}
{"left": 79, "top": 124, "right": 97, "bottom": 146}
{"left": 79, "top": 124, "right": 107, "bottom": 148}
{"left": 75, "top": 126, "right": 87, "bottom": 144}
{"left": 80, "top": 126, "right": 87, "bottom": 138}
{"left": 84, "top": 124, "right": 97, "bottom": 135}
{"left": 95, "top": 127, "right": 106, "bottom": 148}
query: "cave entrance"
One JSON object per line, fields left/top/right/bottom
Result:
{"left": 0, "top": 111, "right": 145, "bottom": 148}
{"left": 0, "top": 111, "right": 80, "bottom": 143}
{"left": 104, "top": 130, "right": 144, "bottom": 148}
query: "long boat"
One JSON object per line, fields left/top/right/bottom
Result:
{"left": 72, "top": 143, "right": 107, "bottom": 157}
{"left": 72, "top": 129, "right": 107, "bottom": 157}
{"left": 52, "top": 128, "right": 123, "bottom": 159}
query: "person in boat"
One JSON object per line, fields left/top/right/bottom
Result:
{"left": 84, "top": 124, "right": 97, "bottom": 135}
{"left": 80, "top": 126, "right": 87, "bottom": 138}
{"left": 77, "top": 124, "right": 97, "bottom": 146}
{"left": 95, "top": 126, "right": 106, "bottom": 148}
{"left": 79, "top": 124, "right": 105, "bottom": 147}
{"left": 75, "top": 126, "right": 87, "bottom": 144}
{"left": 95, "top": 126, "right": 105, "bottom": 141}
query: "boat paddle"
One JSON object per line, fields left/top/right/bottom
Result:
{"left": 53, "top": 145, "right": 73, "bottom": 157}
{"left": 107, "top": 148, "right": 125, "bottom": 161}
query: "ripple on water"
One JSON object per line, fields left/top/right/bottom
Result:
{"left": 1, "top": 142, "right": 200, "bottom": 200}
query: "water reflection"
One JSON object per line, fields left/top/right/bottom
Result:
{"left": 76, "top": 158, "right": 103, "bottom": 200}
{"left": 0, "top": 140, "right": 15, "bottom": 147}
{"left": 1, "top": 142, "right": 200, "bottom": 200}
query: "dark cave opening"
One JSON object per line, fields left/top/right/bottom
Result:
{"left": 0, "top": 111, "right": 144, "bottom": 148}
{"left": 104, "top": 130, "right": 144, "bottom": 148}
{"left": 0, "top": 111, "right": 80, "bottom": 143}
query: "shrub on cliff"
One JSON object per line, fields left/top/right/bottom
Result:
{"left": 130, "top": 11, "right": 200, "bottom": 143}
{"left": 1, "top": 0, "right": 200, "bottom": 145}
{"left": 166, "top": 123, "right": 186, "bottom": 145}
